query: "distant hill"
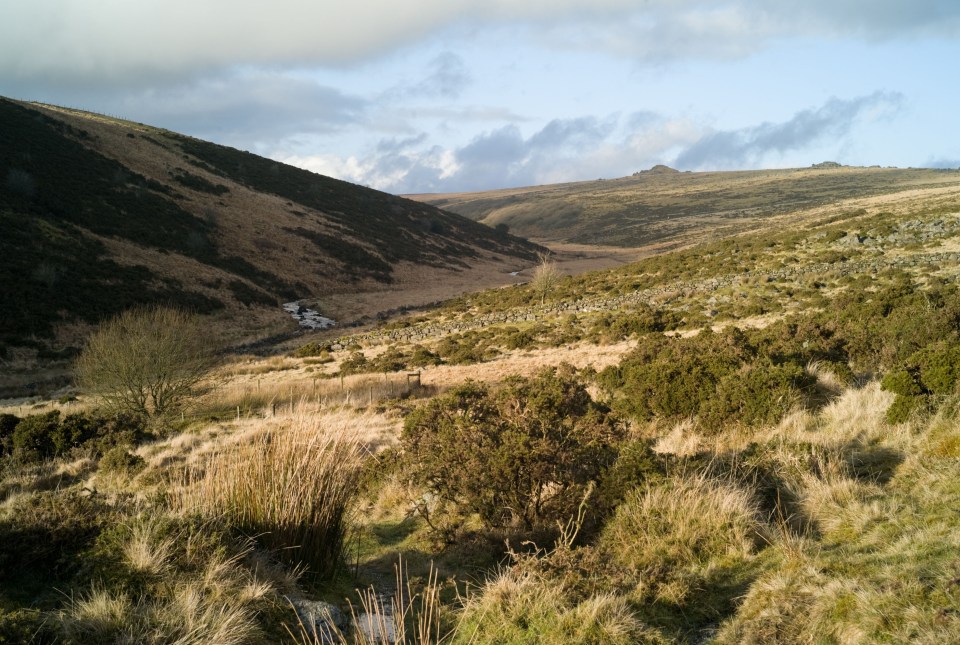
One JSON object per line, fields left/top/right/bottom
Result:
{"left": 0, "top": 98, "right": 539, "bottom": 360}
{"left": 408, "top": 166, "right": 960, "bottom": 247}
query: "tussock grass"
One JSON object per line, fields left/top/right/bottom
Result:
{"left": 123, "top": 516, "right": 175, "bottom": 575}
{"left": 715, "top": 407, "right": 960, "bottom": 643}
{"left": 601, "top": 472, "right": 766, "bottom": 606}
{"left": 57, "top": 536, "right": 271, "bottom": 645}
{"left": 456, "top": 568, "right": 661, "bottom": 644}
{"left": 174, "top": 409, "right": 364, "bottom": 577}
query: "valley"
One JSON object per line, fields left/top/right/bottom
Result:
{"left": 4, "top": 102, "right": 960, "bottom": 643}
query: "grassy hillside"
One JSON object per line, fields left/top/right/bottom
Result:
{"left": 3, "top": 166, "right": 960, "bottom": 642}
{"left": 409, "top": 165, "right": 960, "bottom": 248}
{"left": 0, "top": 98, "right": 538, "bottom": 371}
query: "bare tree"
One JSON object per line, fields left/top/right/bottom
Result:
{"left": 75, "top": 306, "right": 217, "bottom": 418}
{"left": 531, "top": 252, "right": 561, "bottom": 305}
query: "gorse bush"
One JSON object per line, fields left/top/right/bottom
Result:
{"left": 9, "top": 411, "right": 98, "bottom": 462}
{"left": 2, "top": 410, "right": 148, "bottom": 464}
{"left": 882, "top": 340, "right": 960, "bottom": 423}
{"left": 601, "top": 326, "right": 820, "bottom": 430}
{"left": 402, "top": 367, "right": 622, "bottom": 532}
{"left": 829, "top": 277, "right": 960, "bottom": 371}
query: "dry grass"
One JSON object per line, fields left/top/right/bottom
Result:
{"left": 455, "top": 567, "right": 659, "bottom": 644}
{"left": 174, "top": 409, "right": 364, "bottom": 577}
{"left": 418, "top": 339, "right": 635, "bottom": 390}
{"left": 601, "top": 473, "right": 765, "bottom": 603}
{"left": 123, "top": 517, "right": 175, "bottom": 576}
{"left": 57, "top": 548, "right": 266, "bottom": 645}
{"left": 203, "top": 370, "right": 429, "bottom": 419}
{"left": 289, "top": 558, "right": 449, "bottom": 645}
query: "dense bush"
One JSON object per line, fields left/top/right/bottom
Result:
{"left": 99, "top": 445, "right": 146, "bottom": 476}
{"left": 10, "top": 411, "right": 62, "bottom": 462}
{"left": 292, "top": 341, "right": 332, "bottom": 358}
{"left": 402, "top": 368, "right": 622, "bottom": 531}
{"left": 594, "top": 438, "right": 667, "bottom": 519}
{"left": 601, "top": 328, "right": 817, "bottom": 430}
{"left": 435, "top": 331, "right": 499, "bottom": 365}
{"left": 882, "top": 341, "right": 960, "bottom": 423}
{"left": 702, "top": 361, "right": 814, "bottom": 428}
{"left": 4, "top": 411, "right": 147, "bottom": 464}
{"left": 0, "top": 413, "right": 19, "bottom": 456}
{"left": 338, "top": 350, "right": 369, "bottom": 376}
{"left": 829, "top": 278, "right": 960, "bottom": 372}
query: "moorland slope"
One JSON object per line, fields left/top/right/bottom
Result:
{"left": 410, "top": 164, "right": 960, "bottom": 248}
{"left": 0, "top": 98, "right": 539, "bottom": 392}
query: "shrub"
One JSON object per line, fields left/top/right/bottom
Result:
{"left": 401, "top": 368, "right": 622, "bottom": 531}
{"left": 371, "top": 347, "right": 407, "bottom": 373}
{"left": 881, "top": 341, "right": 960, "bottom": 423}
{"left": 602, "top": 329, "right": 752, "bottom": 423}
{"left": 75, "top": 306, "right": 218, "bottom": 418}
{"left": 50, "top": 412, "right": 99, "bottom": 456}
{"left": 0, "top": 413, "right": 20, "bottom": 456}
{"left": 338, "top": 350, "right": 369, "bottom": 376}
{"left": 435, "top": 332, "right": 495, "bottom": 365}
{"left": 603, "top": 328, "right": 814, "bottom": 430}
{"left": 99, "top": 445, "right": 146, "bottom": 476}
{"left": 701, "top": 362, "right": 814, "bottom": 429}
{"left": 594, "top": 438, "right": 667, "bottom": 520}
{"left": 6, "top": 411, "right": 146, "bottom": 463}
{"left": 408, "top": 345, "right": 442, "bottom": 367}
{"left": 10, "top": 410, "right": 61, "bottom": 462}
{"left": 292, "top": 341, "right": 332, "bottom": 358}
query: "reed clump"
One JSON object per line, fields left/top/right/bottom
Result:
{"left": 176, "top": 410, "right": 364, "bottom": 578}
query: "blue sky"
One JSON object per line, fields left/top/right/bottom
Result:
{"left": 2, "top": 1, "right": 958, "bottom": 193}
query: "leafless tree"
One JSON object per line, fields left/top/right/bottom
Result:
{"left": 531, "top": 252, "right": 561, "bottom": 305}
{"left": 75, "top": 306, "right": 217, "bottom": 418}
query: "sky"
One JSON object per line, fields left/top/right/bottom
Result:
{"left": 2, "top": 1, "right": 959, "bottom": 194}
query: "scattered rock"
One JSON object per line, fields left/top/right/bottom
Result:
{"left": 283, "top": 302, "right": 336, "bottom": 330}
{"left": 290, "top": 599, "right": 348, "bottom": 644}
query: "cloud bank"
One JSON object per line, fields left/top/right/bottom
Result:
{"left": 674, "top": 91, "right": 904, "bottom": 170}
{"left": 3, "top": 1, "right": 959, "bottom": 84}
{"left": 283, "top": 93, "right": 898, "bottom": 193}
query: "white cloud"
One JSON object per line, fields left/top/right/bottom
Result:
{"left": 3, "top": 1, "right": 959, "bottom": 85}
{"left": 674, "top": 92, "right": 904, "bottom": 169}
{"left": 118, "top": 70, "right": 367, "bottom": 144}
{"left": 279, "top": 92, "right": 909, "bottom": 193}
{"left": 281, "top": 112, "right": 702, "bottom": 193}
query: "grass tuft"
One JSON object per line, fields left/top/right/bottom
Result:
{"left": 175, "top": 409, "right": 363, "bottom": 578}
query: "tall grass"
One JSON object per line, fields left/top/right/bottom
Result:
{"left": 201, "top": 372, "right": 432, "bottom": 421}
{"left": 175, "top": 410, "right": 363, "bottom": 578}
{"left": 289, "top": 558, "right": 449, "bottom": 645}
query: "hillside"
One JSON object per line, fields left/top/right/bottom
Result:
{"left": 0, "top": 98, "right": 538, "bottom": 390}
{"left": 4, "top": 146, "right": 960, "bottom": 642}
{"left": 409, "top": 164, "right": 960, "bottom": 248}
